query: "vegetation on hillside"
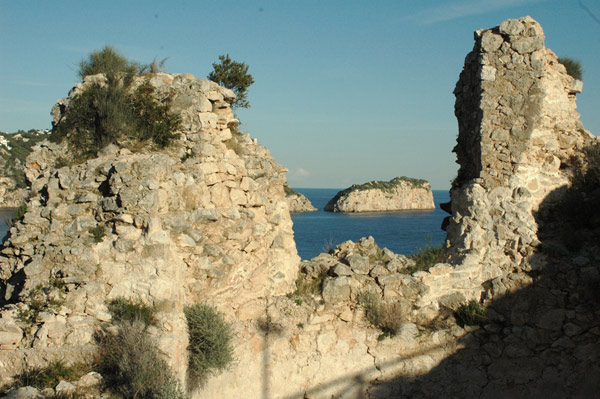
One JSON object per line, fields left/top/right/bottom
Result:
{"left": 50, "top": 46, "right": 181, "bottom": 162}
{"left": 208, "top": 54, "right": 254, "bottom": 110}
{"left": 0, "top": 130, "right": 48, "bottom": 189}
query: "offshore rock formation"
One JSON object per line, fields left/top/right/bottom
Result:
{"left": 285, "top": 189, "right": 317, "bottom": 213}
{"left": 324, "top": 177, "right": 435, "bottom": 213}
{"left": 0, "top": 73, "right": 299, "bottom": 385}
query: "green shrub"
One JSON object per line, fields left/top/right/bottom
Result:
{"left": 290, "top": 269, "right": 327, "bottom": 298}
{"left": 17, "top": 284, "right": 47, "bottom": 330}
{"left": 78, "top": 45, "right": 138, "bottom": 82}
{"left": 454, "top": 300, "right": 487, "bottom": 327}
{"left": 14, "top": 360, "right": 76, "bottom": 389}
{"left": 406, "top": 242, "right": 445, "bottom": 274}
{"left": 107, "top": 297, "right": 157, "bottom": 327}
{"left": 51, "top": 47, "right": 181, "bottom": 161}
{"left": 358, "top": 290, "right": 403, "bottom": 339}
{"left": 89, "top": 225, "right": 106, "bottom": 243}
{"left": 97, "top": 321, "right": 184, "bottom": 399}
{"left": 184, "top": 304, "right": 234, "bottom": 387}
{"left": 130, "top": 80, "right": 181, "bottom": 148}
{"left": 558, "top": 57, "right": 583, "bottom": 80}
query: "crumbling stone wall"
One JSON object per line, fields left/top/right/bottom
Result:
{"left": 418, "top": 16, "right": 596, "bottom": 307}
{"left": 0, "top": 73, "right": 300, "bottom": 385}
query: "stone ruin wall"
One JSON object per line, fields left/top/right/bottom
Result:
{"left": 1, "top": 17, "right": 598, "bottom": 399}
{"left": 0, "top": 73, "right": 300, "bottom": 384}
{"left": 414, "top": 17, "right": 596, "bottom": 308}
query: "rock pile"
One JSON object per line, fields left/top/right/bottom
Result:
{"left": 324, "top": 176, "right": 435, "bottom": 213}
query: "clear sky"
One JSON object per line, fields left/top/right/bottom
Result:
{"left": 1, "top": 1, "right": 599, "bottom": 189}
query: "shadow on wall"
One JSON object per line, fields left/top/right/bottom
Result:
{"left": 277, "top": 166, "right": 600, "bottom": 398}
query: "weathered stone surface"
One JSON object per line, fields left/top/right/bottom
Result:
{"left": 3, "top": 386, "right": 41, "bottom": 399}
{"left": 324, "top": 176, "right": 435, "bottom": 213}
{"left": 0, "top": 73, "right": 300, "bottom": 388}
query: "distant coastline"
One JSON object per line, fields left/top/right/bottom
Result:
{"left": 290, "top": 188, "right": 448, "bottom": 260}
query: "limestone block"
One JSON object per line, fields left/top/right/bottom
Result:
{"left": 76, "top": 371, "right": 103, "bottom": 388}
{"left": 346, "top": 254, "right": 370, "bottom": 274}
{"left": 3, "top": 387, "right": 41, "bottom": 399}
{"left": 331, "top": 263, "right": 352, "bottom": 277}
{"left": 115, "top": 225, "right": 142, "bottom": 241}
{"left": 229, "top": 188, "right": 247, "bottom": 205}
{"left": 0, "top": 320, "right": 23, "bottom": 349}
{"left": 322, "top": 277, "right": 351, "bottom": 303}
{"left": 54, "top": 381, "right": 76, "bottom": 395}
{"left": 481, "top": 65, "right": 496, "bottom": 81}
{"left": 511, "top": 36, "right": 544, "bottom": 54}
{"left": 499, "top": 19, "right": 524, "bottom": 36}
{"left": 481, "top": 32, "right": 503, "bottom": 52}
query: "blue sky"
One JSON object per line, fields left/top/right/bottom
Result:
{"left": 1, "top": 1, "right": 599, "bottom": 189}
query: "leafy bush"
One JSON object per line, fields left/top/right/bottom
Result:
{"left": 184, "top": 304, "right": 234, "bottom": 387}
{"left": 358, "top": 291, "right": 403, "bottom": 339}
{"left": 97, "top": 321, "right": 184, "bottom": 399}
{"left": 454, "top": 300, "right": 487, "bottom": 327}
{"left": 558, "top": 57, "right": 583, "bottom": 80}
{"left": 51, "top": 47, "right": 181, "bottom": 161}
{"left": 107, "top": 297, "right": 157, "bottom": 327}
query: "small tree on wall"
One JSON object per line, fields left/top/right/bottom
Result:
{"left": 208, "top": 54, "right": 255, "bottom": 110}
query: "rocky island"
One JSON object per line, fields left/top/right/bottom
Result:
{"left": 324, "top": 176, "right": 435, "bottom": 213}
{"left": 284, "top": 184, "right": 317, "bottom": 213}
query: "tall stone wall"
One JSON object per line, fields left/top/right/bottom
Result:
{"left": 0, "top": 73, "right": 300, "bottom": 385}
{"left": 416, "top": 16, "right": 596, "bottom": 307}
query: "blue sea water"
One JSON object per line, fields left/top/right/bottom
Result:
{"left": 291, "top": 189, "right": 450, "bottom": 260}
{"left": 0, "top": 190, "right": 451, "bottom": 260}
{"left": 0, "top": 208, "right": 14, "bottom": 243}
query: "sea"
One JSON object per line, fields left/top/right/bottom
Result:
{"left": 0, "top": 208, "right": 14, "bottom": 241}
{"left": 291, "top": 189, "right": 450, "bottom": 260}
{"left": 0, "top": 190, "right": 450, "bottom": 260}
